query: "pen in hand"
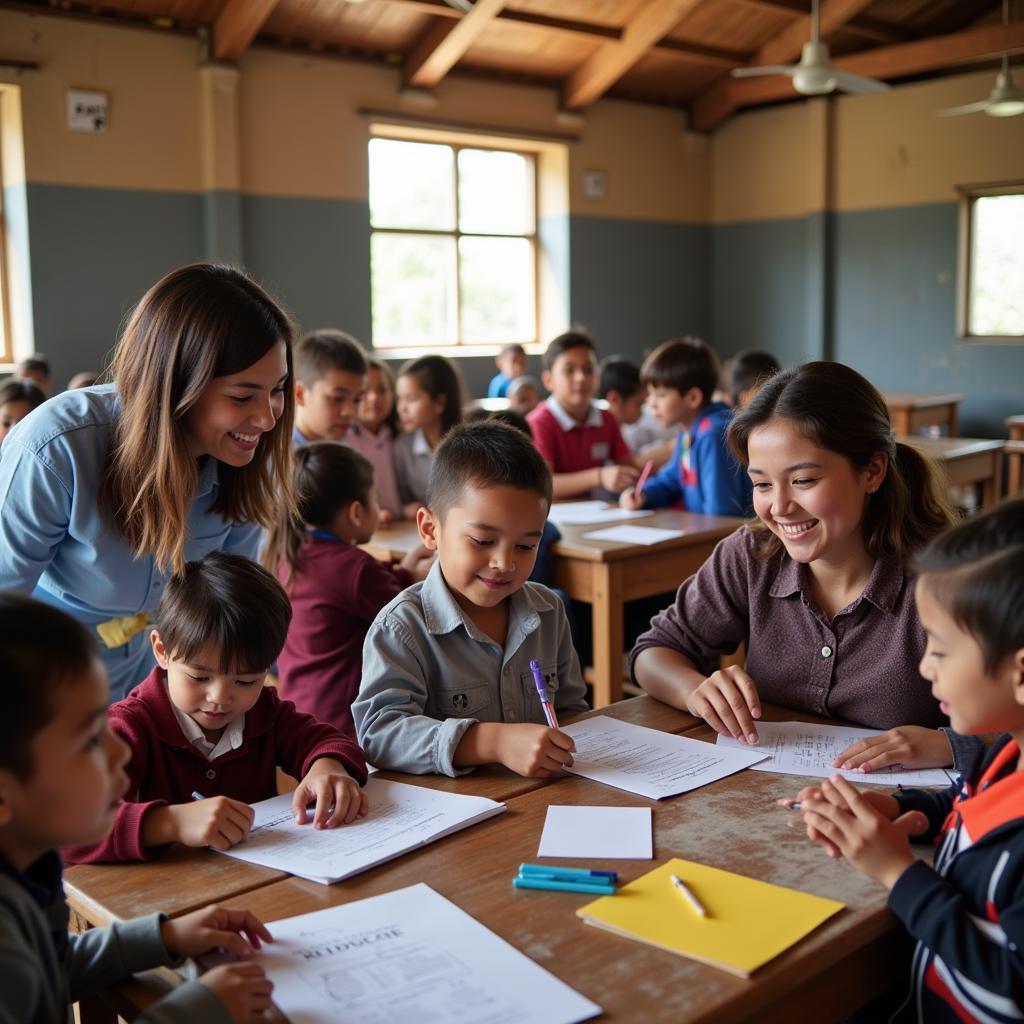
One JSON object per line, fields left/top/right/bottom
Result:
{"left": 634, "top": 460, "right": 654, "bottom": 498}
{"left": 530, "top": 659, "right": 559, "bottom": 730}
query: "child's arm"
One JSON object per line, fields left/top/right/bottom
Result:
{"left": 622, "top": 434, "right": 684, "bottom": 510}
{"left": 452, "top": 722, "right": 575, "bottom": 778}
{"left": 552, "top": 464, "right": 638, "bottom": 500}
{"left": 271, "top": 689, "right": 368, "bottom": 786}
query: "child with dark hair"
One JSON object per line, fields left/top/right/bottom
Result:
{"left": 487, "top": 343, "right": 527, "bottom": 399}
{"left": 621, "top": 336, "right": 750, "bottom": 517}
{"left": 728, "top": 350, "right": 780, "bottom": 409}
{"left": 15, "top": 353, "right": 51, "bottom": 395}
{"left": 393, "top": 354, "right": 465, "bottom": 519}
{"left": 791, "top": 496, "right": 1024, "bottom": 1024}
{"left": 355, "top": 421, "right": 589, "bottom": 778}
{"left": 269, "top": 442, "right": 433, "bottom": 735}
{"left": 0, "top": 593, "right": 276, "bottom": 1022}
{"left": 348, "top": 357, "right": 402, "bottom": 523}
{"left": 0, "top": 378, "right": 46, "bottom": 446}
{"left": 292, "top": 328, "right": 368, "bottom": 445}
{"left": 64, "top": 551, "right": 368, "bottom": 864}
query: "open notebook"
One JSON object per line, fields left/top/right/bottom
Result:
{"left": 216, "top": 777, "right": 505, "bottom": 885}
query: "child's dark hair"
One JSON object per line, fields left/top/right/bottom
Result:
{"left": 427, "top": 420, "right": 552, "bottom": 519}
{"left": 295, "top": 328, "right": 368, "bottom": 385}
{"left": 0, "top": 594, "right": 99, "bottom": 780}
{"left": 490, "top": 408, "right": 532, "bottom": 437}
{"left": 0, "top": 378, "right": 46, "bottom": 412}
{"left": 267, "top": 442, "right": 375, "bottom": 583}
{"left": 913, "top": 497, "right": 1024, "bottom": 674}
{"left": 17, "top": 353, "right": 50, "bottom": 378}
{"left": 499, "top": 343, "right": 526, "bottom": 360}
{"left": 398, "top": 354, "right": 464, "bottom": 434}
{"left": 599, "top": 357, "right": 642, "bottom": 400}
{"left": 365, "top": 356, "right": 400, "bottom": 437}
{"left": 729, "top": 350, "right": 780, "bottom": 406}
{"left": 542, "top": 330, "right": 597, "bottom": 372}
{"left": 155, "top": 551, "right": 292, "bottom": 673}
{"left": 728, "top": 361, "right": 957, "bottom": 563}
{"left": 641, "top": 337, "right": 719, "bottom": 405}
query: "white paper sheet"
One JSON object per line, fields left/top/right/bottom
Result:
{"left": 547, "top": 503, "right": 655, "bottom": 526}
{"left": 561, "top": 716, "right": 767, "bottom": 800}
{"left": 581, "top": 525, "right": 686, "bottom": 545}
{"left": 538, "top": 805, "right": 653, "bottom": 859}
{"left": 216, "top": 778, "right": 505, "bottom": 884}
{"left": 257, "top": 884, "right": 601, "bottom": 1024}
{"left": 716, "top": 721, "right": 954, "bottom": 787}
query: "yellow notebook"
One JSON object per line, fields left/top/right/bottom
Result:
{"left": 577, "top": 857, "right": 845, "bottom": 978}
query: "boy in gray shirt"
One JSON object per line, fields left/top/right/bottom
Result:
{"left": 355, "top": 421, "right": 589, "bottom": 777}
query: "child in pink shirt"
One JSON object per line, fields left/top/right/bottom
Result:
{"left": 347, "top": 357, "right": 402, "bottom": 523}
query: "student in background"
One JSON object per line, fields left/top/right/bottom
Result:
{"left": 0, "top": 263, "right": 296, "bottom": 701}
{"left": 67, "top": 371, "right": 99, "bottom": 390}
{"left": 487, "top": 343, "right": 527, "bottom": 399}
{"left": 792, "top": 497, "right": 1024, "bottom": 1024}
{"left": 393, "top": 354, "right": 464, "bottom": 520}
{"left": 633, "top": 361, "right": 972, "bottom": 773}
{"left": 620, "top": 337, "right": 750, "bottom": 517}
{"left": 15, "top": 353, "right": 51, "bottom": 396}
{"left": 0, "top": 378, "right": 45, "bottom": 446}
{"left": 292, "top": 329, "right": 367, "bottom": 446}
{"left": 599, "top": 355, "right": 671, "bottom": 462}
{"left": 348, "top": 356, "right": 402, "bottom": 524}
{"left": 528, "top": 330, "right": 638, "bottom": 499}
{"left": 270, "top": 443, "right": 433, "bottom": 737}
{"left": 728, "top": 350, "right": 780, "bottom": 409}
{"left": 506, "top": 374, "right": 541, "bottom": 416}
{"left": 355, "top": 421, "right": 589, "bottom": 777}
{"left": 64, "top": 551, "right": 367, "bottom": 864}
{"left": 0, "top": 593, "right": 275, "bottom": 1023}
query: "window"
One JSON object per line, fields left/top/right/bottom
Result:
{"left": 369, "top": 137, "right": 538, "bottom": 351}
{"left": 958, "top": 183, "right": 1024, "bottom": 342}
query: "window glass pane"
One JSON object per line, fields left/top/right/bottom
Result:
{"left": 371, "top": 233, "right": 456, "bottom": 346}
{"left": 969, "top": 194, "right": 1024, "bottom": 336}
{"left": 459, "top": 236, "right": 535, "bottom": 343}
{"left": 458, "top": 149, "right": 534, "bottom": 235}
{"left": 369, "top": 139, "right": 455, "bottom": 231}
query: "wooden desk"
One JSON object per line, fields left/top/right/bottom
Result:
{"left": 550, "top": 511, "right": 744, "bottom": 708}
{"left": 883, "top": 391, "right": 962, "bottom": 438}
{"left": 1006, "top": 417, "right": 1024, "bottom": 495}
{"left": 902, "top": 435, "right": 1004, "bottom": 509}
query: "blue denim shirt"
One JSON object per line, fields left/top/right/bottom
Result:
{"left": 0, "top": 384, "right": 261, "bottom": 700}
{"left": 354, "top": 561, "right": 589, "bottom": 776}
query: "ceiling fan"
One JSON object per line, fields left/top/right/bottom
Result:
{"left": 731, "top": 0, "right": 890, "bottom": 97}
{"left": 937, "top": 0, "right": 1024, "bottom": 117}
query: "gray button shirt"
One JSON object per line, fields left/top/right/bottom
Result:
{"left": 354, "top": 561, "right": 589, "bottom": 776}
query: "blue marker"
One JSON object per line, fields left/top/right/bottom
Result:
{"left": 529, "top": 659, "right": 559, "bottom": 729}
{"left": 519, "top": 863, "right": 618, "bottom": 882}
{"left": 513, "top": 876, "right": 616, "bottom": 896}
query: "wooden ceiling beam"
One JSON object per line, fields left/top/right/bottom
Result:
{"left": 692, "top": 21, "right": 1024, "bottom": 130}
{"left": 403, "top": 0, "right": 508, "bottom": 88}
{"left": 212, "top": 0, "right": 281, "bottom": 61}
{"left": 562, "top": 0, "right": 708, "bottom": 109}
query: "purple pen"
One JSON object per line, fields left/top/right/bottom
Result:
{"left": 530, "top": 659, "right": 559, "bottom": 729}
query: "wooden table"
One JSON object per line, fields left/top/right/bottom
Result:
{"left": 883, "top": 391, "right": 962, "bottom": 438}
{"left": 1006, "top": 416, "right": 1024, "bottom": 495}
{"left": 902, "top": 435, "right": 1004, "bottom": 510}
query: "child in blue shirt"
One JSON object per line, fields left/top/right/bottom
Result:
{"left": 620, "top": 336, "right": 751, "bottom": 517}
{"left": 789, "top": 497, "right": 1024, "bottom": 1023}
{"left": 487, "top": 344, "right": 527, "bottom": 399}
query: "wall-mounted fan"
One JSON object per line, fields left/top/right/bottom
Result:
{"left": 731, "top": 0, "right": 890, "bottom": 96}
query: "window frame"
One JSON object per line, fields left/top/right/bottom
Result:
{"left": 0, "top": 105, "right": 12, "bottom": 364}
{"left": 956, "top": 180, "right": 1024, "bottom": 344}
{"left": 368, "top": 133, "right": 541, "bottom": 354}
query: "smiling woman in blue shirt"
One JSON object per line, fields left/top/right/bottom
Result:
{"left": 0, "top": 263, "right": 297, "bottom": 700}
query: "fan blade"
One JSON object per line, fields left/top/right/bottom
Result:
{"left": 936, "top": 99, "right": 994, "bottom": 117}
{"left": 731, "top": 65, "right": 798, "bottom": 79}
{"left": 831, "top": 69, "right": 890, "bottom": 94}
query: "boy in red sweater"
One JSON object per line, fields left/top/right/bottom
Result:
{"left": 65, "top": 551, "right": 368, "bottom": 863}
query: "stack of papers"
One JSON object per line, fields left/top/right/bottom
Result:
{"left": 538, "top": 806, "right": 653, "bottom": 860}
{"left": 577, "top": 857, "right": 844, "bottom": 978}
{"left": 547, "top": 501, "right": 655, "bottom": 526}
{"left": 216, "top": 778, "right": 506, "bottom": 884}
{"left": 582, "top": 525, "right": 686, "bottom": 545}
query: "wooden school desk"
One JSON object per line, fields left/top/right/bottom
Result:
{"left": 1006, "top": 416, "right": 1024, "bottom": 495}
{"left": 902, "top": 435, "right": 1004, "bottom": 509}
{"left": 883, "top": 391, "right": 963, "bottom": 438}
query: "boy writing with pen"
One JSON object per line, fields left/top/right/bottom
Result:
{"left": 354, "top": 421, "right": 590, "bottom": 777}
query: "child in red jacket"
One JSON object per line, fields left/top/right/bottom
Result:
{"left": 64, "top": 551, "right": 368, "bottom": 863}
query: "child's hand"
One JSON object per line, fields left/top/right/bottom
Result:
{"left": 619, "top": 488, "right": 645, "bottom": 510}
{"left": 292, "top": 758, "right": 369, "bottom": 828}
{"left": 833, "top": 726, "right": 953, "bottom": 773}
{"left": 685, "top": 666, "right": 762, "bottom": 743}
{"left": 495, "top": 724, "right": 576, "bottom": 778}
{"left": 198, "top": 963, "right": 274, "bottom": 1023}
{"left": 377, "top": 508, "right": 396, "bottom": 527}
{"left": 160, "top": 905, "right": 272, "bottom": 960}
{"left": 600, "top": 464, "right": 639, "bottom": 493}
{"left": 167, "top": 797, "right": 254, "bottom": 851}
{"left": 400, "top": 542, "right": 435, "bottom": 582}
{"left": 801, "top": 775, "right": 927, "bottom": 888}
{"left": 779, "top": 785, "right": 901, "bottom": 858}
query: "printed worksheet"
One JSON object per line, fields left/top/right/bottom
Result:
{"left": 257, "top": 884, "right": 601, "bottom": 1024}
{"left": 716, "top": 721, "right": 954, "bottom": 787}
{"left": 562, "top": 716, "right": 766, "bottom": 799}
{"left": 217, "top": 778, "right": 505, "bottom": 884}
